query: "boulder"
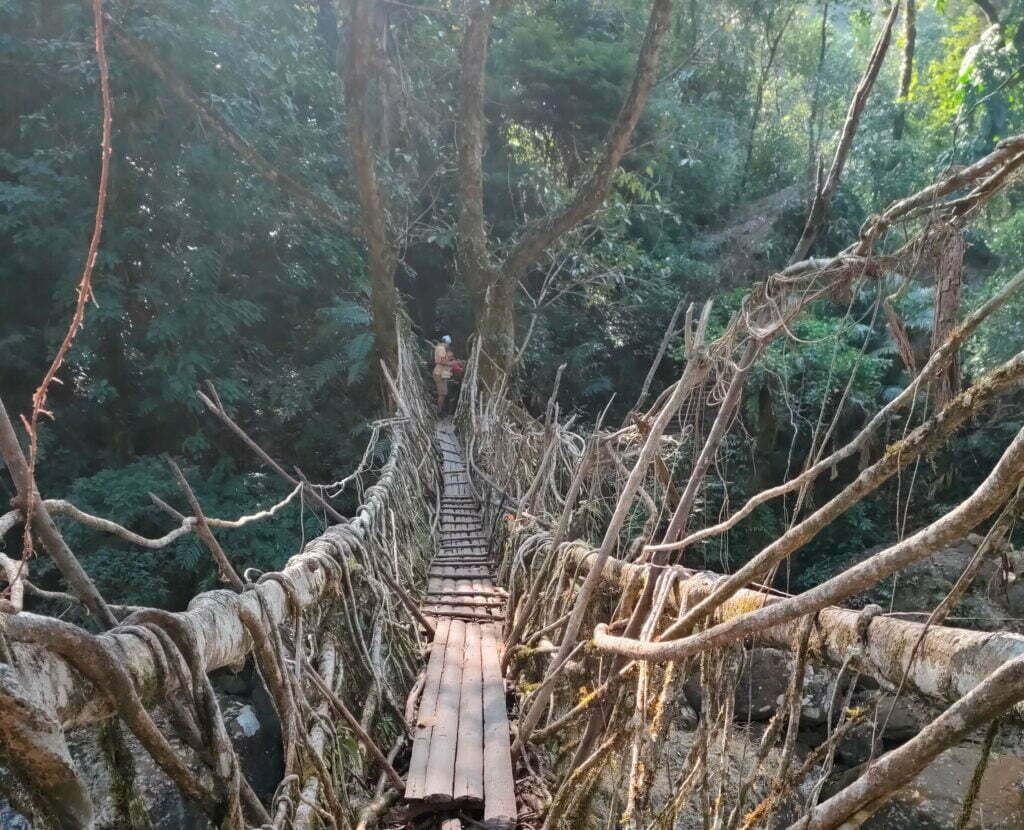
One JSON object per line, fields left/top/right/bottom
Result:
{"left": 684, "top": 649, "right": 847, "bottom": 726}
{"left": 676, "top": 701, "right": 699, "bottom": 731}
{"left": 1006, "top": 580, "right": 1024, "bottom": 618}
{"left": 835, "top": 721, "right": 881, "bottom": 767}
{"left": 851, "top": 543, "right": 1013, "bottom": 633}
{"left": 865, "top": 746, "right": 1024, "bottom": 830}
{"left": 798, "top": 664, "right": 837, "bottom": 727}
{"left": 223, "top": 696, "right": 283, "bottom": 801}
{"left": 0, "top": 690, "right": 282, "bottom": 829}
{"left": 873, "top": 693, "right": 923, "bottom": 744}
{"left": 734, "top": 648, "right": 791, "bottom": 722}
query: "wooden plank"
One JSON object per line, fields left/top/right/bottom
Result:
{"left": 423, "top": 608, "right": 506, "bottom": 622}
{"left": 480, "top": 623, "right": 517, "bottom": 828}
{"left": 433, "top": 555, "right": 491, "bottom": 562}
{"left": 425, "top": 588, "right": 507, "bottom": 598}
{"left": 432, "top": 565, "right": 492, "bottom": 572}
{"left": 432, "top": 561, "right": 492, "bottom": 568}
{"left": 454, "top": 623, "right": 484, "bottom": 802}
{"left": 423, "top": 620, "right": 467, "bottom": 801}
{"left": 441, "top": 820, "right": 462, "bottom": 830}
{"left": 405, "top": 618, "right": 452, "bottom": 801}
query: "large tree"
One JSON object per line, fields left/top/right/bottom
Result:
{"left": 454, "top": 0, "right": 675, "bottom": 380}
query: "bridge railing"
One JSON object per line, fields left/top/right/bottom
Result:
{"left": 1, "top": 324, "right": 438, "bottom": 829}
{"left": 450, "top": 136, "right": 1024, "bottom": 829}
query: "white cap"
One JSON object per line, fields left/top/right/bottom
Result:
{"left": 441, "top": 335, "right": 452, "bottom": 344}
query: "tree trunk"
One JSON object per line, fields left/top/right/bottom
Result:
{"left": 344, "top": 0, "right": 398, "bottom": 370}
{"left": 931, "top": 227, "right": 965, "bottom": 408}
{"left": 564, "top": 543, "right": 1024, "bottom": 712}
{"left": 790, "top": 1, "right": 899, "bottom": 264}
{"left": 454, "top": 0, "right": 675, "bottom": 382}
{"left": 455, "top": 0, "right": 505, "bottom": 384}
{"left": 893, "top": 0, "right": 916, "bottom": 140}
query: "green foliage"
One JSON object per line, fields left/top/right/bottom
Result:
{"left": 5, "top": 0, "right": 1024, "bottom": 610}
{"left": 37, "top": 458, "right": 319, "bottom": 609}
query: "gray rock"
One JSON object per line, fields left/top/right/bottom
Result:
{"left": 0, "top": 807, "right": 30, "bottom": 830}
{"left": 799, "top": 664, "right": 838, "bottom": 727}
{"left": 734, "top": 648, "right": 791, "bottom": 722}
{"left": 223, "top": 696, "right": 283, "bottom": 801}
{"left": 0, "top": 691, "right": 282, "bottom": 830}
{"left": 1006, "top": 580, "right": 1024, "bottom": 617}
{"left": 873, "top": 693, "right": 922, "bottom": 743}
{"left": 676, "top": 701, "right": 699, "bottom": 731}
{"left": 836, "top": 722, "right": 881, "bottom": 767}
{"left": 864, "top": 746, "right": 1024, "bottom": 829}
{"left": 852, "top": 543, "right": 1011, "bottom": 633}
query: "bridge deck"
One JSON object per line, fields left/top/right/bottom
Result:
{"left": 403, "top": 422, "right": 516, "bottom": 829}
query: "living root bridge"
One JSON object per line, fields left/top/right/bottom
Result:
{"left": 0, "top": 423, "right": 421, "bottom": 733}
{"left": 558, "top": 541, "right": 1024, "bottom": 714}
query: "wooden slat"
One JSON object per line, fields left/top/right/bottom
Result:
{"left": 425, "top": 588, "right": 507, "bottom": 598}
{"left": 405, "top": 618, "right": 452, "bottom": 800}
{"left": 423, "top": 620, "right": 466, "bottom": 800}
{"left": 423, "top": 608, "right": 506, "bottom": 622}
{"left": 433, "top": 562, "right": 492, "bottom": 569}
{"left": 480, "top": 624, "right": 517, "bottom": 828}
{"left": 410, "top": 426, "right": 515, "bottom": 823}
{"left": 454, "top": 623, "right": 484, "bottom": 802}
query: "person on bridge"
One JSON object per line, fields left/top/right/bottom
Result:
{"left": 433, "top": 335, "right": 455, "bottom": 414}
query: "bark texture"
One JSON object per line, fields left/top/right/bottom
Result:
{"left": 1, "top": 428, "right": 412, "bottom": 733}
{"left": 562, "top": 543, "right": 1024, "bottom": 713}
{"left": 456, "top": 0, "right": 675, "bottom": 380}
{"left": 344, "top": 0, "right": 399, "bottom": 370}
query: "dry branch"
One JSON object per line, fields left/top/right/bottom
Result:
{"left": 555, "top": 545, "right": 1024, "bottom": 713}
{"left": 0, "top": 397, "right": 117, "bottom": 629}
{"left": 197, "top": 386, "right": 347, "bottom": 524}
{"left": 788, "top": 655, "right": 1024, "bottom": 830}
{"left": 165, "top": 456, "right": 245, "bottom": 592}
{"left": 596, "top": 415, "right": 1024, "bottom": 664}
{"left": 2, "top": 422, "right": 416, "bottom": 731}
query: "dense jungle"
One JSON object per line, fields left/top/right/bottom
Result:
{"left": 4, "top": 0, "right": 1024, "bottom": 828}
{"left": 4, "top": 0, "right": 1024, "bottom": 609}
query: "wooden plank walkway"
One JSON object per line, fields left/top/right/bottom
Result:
{"left": 404, "top": 422, "right": 517, "bottom": 829}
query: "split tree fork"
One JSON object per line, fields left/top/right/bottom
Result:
{"left": 455, "top": 0, "right": 675, "bottom": 382}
